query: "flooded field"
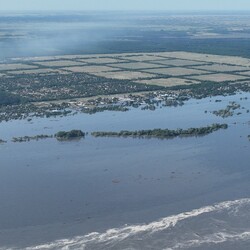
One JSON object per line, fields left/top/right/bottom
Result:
{"left": 0, "top": 93, "right": 249, "bottom": 249}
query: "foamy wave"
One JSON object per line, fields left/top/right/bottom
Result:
{"left": 166, "top": 231, "right": 250, "bottom": 249}
{"left": 3, "top": 198, "right": 250, "bottom": 250}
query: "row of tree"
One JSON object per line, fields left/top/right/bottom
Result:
{"left": 91, "top": 124, "right": 228, "bottom": 139}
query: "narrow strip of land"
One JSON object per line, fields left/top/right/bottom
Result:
{"left": 91, "top": 124, "right": 228, "bottom": 139}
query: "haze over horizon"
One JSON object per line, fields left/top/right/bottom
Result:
{"left": 1, "top": 0, "right": 250, "bottom": 11}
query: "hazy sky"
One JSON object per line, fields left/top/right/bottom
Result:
{"left": 0, "top": 0, "right": 250, "bottom": 11}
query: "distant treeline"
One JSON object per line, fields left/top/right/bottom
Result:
{"left": 12, "top": 134, "right": 53, "bottom": 143}
{"left": 3, "top": 125, "right": 231, "bottom": 144}
{"left": 91, "top": 124, "right": 228, "bottom": 139}
{"left": 11, "top": 130, "right": 85, "bottom": 143}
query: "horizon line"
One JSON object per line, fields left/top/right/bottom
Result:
{"left": 1, "top": 9, "right": 250, "bottom": 12}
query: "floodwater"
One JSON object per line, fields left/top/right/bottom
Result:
{"left": 0, "top": 93, "right": 249, "bottom": 249}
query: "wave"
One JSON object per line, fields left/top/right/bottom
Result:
{"left": 3, "top": 198, "right": 250, "bottom": 250}
{"left": 165, "top": 231, "right": 250, "bottom": 250}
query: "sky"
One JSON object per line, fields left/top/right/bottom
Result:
{"left": 0, "top": 0, "right": 250, "bottom": 11}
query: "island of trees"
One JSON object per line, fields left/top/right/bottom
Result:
{"left": 6, "top": 125, "right": 230, "bottom": 143}
{"left": 212, "top": 102, "right": 241, "bottom": 118}
{"left": 91, "top": 124, "right": 228, "bottom": 139}
{"left": 55, "top": 130, "right": 85, "bottom": 140}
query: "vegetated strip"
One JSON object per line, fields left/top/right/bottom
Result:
{"left": 12, "top": 134, "right": 53, "bottom": 142}
{"left": 12, "top": 130, "right": 85, "bottom": 142}
{"left": 55, "top": 130, "right": 85, "bottom": 140}
{"left": 1, "top": 80, "right": 250, "bottom": 123}
{"left": 9, "top": 125, "right": 229, "bottom": 143}
{"left": 91, "top": 124, "right": 228, "bottom": 139}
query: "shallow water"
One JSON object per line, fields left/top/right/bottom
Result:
{"left": 21, "top": 198, "right": 250, "bottom": 250}
{"left": 0, "top": 93, "right": 249, "bottom": 249}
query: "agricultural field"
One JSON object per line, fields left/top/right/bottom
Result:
{"left": 188, "top": 73, "right": 249, "bottom": 82}
{"left": 192, "top": 64, "right": 249, "bottom": 72}
{"left": 159, "top": 51, "right": 250, "bottom": 66}
{"left": 9, "top": 68, "right": 66, "bottom": 75}
{"left": 235, "top": 71, "right": 250, "bottom": 76}
{"left": 93, "top": 70, "right": 156, "bottom": 80}
{"left": 76, "top": 57, "right": 127, "bottom": 64}
{"left": 108, "top": 62, "right": 165, "bottom": 70}
{"left": 136, "top": 78, "right": 200, "bottom": 87}
{"left": 142, "top": 67, "right": 208, "bottom": 76}
{"left": 63, "top": 65, "right": 115, "bottom": 73}
{"left": 1, "top": 51, "right": 250, "bottom": 105}
{"left": 151, "top": 59, "right": 207, "bottom": 67}
{"left": 0, "top": 63, "right": 37, "bottom": 71}
{"left": 34, "top": 60, "right": 86, "bottom": 67}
